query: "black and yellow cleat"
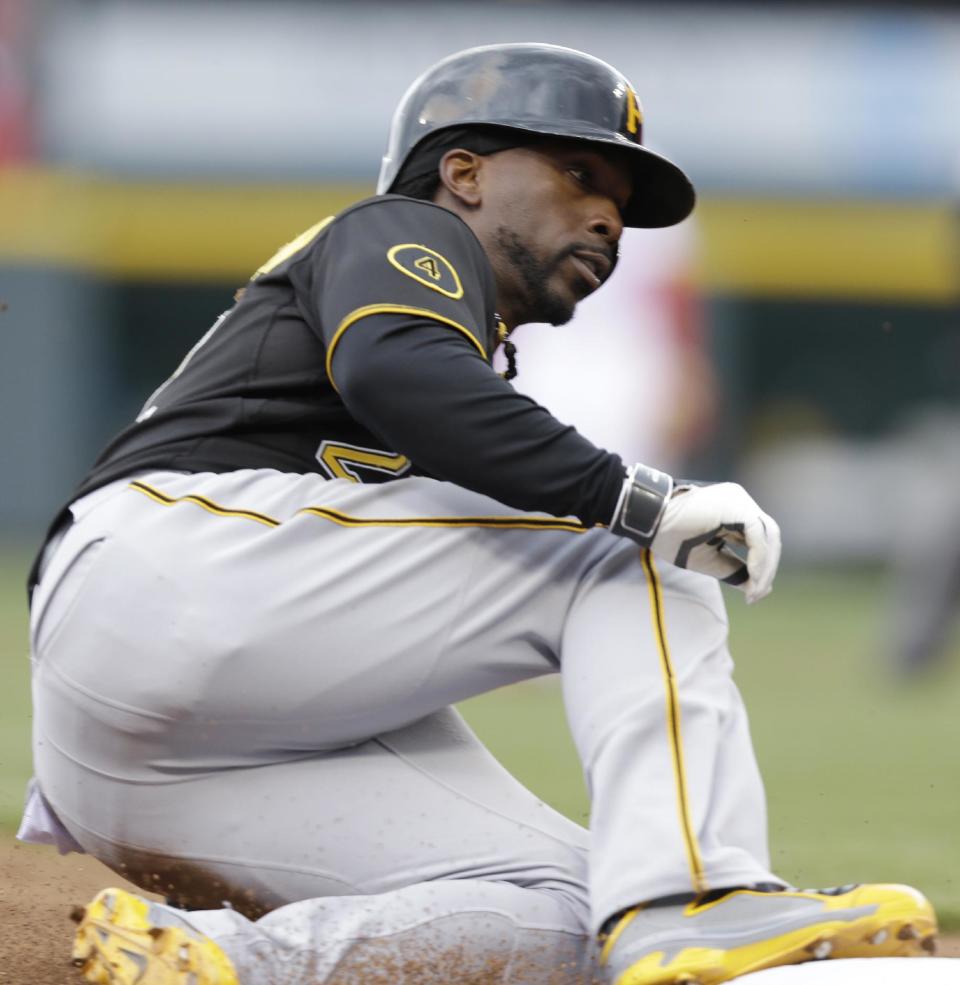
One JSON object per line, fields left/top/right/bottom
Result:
{"left": 71, "top": 887, "right": 239, "bottom": 985}
{"left": 599, "top": 883, "right": 938, "bottom": 985}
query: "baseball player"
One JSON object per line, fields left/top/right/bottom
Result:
{"left": 20, "top": 44, "right": 936, "bottom": 985}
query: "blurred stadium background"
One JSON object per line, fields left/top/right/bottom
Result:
{"left": 1, "top": 0, "right": 958, "bottom": 928}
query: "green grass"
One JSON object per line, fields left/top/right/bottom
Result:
{"left": 1, "top": 554, "right": 957, "bottom": 926}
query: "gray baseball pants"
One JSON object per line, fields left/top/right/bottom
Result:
{"left": 25, "top": 469, "right": 777, "bottom": 983}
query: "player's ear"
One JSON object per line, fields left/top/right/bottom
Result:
{"left": 437, "top": 149, "right": 483, "bottom": 208}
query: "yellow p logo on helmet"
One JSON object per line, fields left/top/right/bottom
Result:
{"left": 625, "top": 87, "right": 643, "bottom": 136}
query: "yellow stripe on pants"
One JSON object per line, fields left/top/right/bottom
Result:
{"left": 641, "top": 549, "right": 707, "bottom": 894}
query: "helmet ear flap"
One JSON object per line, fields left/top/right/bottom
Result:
{"left": 377, "top": 42, "right": 695, "bottom": 229}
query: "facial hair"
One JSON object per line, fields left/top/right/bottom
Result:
{"left": 494, "top": 227, "right": 580, "bottom": 326}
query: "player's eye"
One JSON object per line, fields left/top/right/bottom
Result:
{"left": 567, "top": 166, "right": 590, "bottom": 185}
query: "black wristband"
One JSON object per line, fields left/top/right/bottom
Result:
{"left": 609, "top": 463, "right": 674, "bottom": 547}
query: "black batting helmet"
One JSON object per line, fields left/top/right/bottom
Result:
{"left": 377, "top": 42, "right": 695, "bottom": 229}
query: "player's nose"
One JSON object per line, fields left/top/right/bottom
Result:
{"left": 586, "top": 197, "right": 624, "bottom": 247}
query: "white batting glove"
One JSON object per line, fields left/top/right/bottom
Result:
{"left": 609, "top": 464, "right": 782, "bottom": 603}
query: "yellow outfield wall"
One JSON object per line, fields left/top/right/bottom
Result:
{"left": 1, "top": 168, "right": 958, "bottom": 302}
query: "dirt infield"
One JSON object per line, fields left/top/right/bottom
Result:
{"left": 2, "top": 836, "right": 958, "bottom": 983}
{"left": 0, "top": 837, "right": 156, "bottom": 983}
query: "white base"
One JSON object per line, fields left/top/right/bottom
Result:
{"left": 737, "top": 958, "right": 958, "bottom": 982}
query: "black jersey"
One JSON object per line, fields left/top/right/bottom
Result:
{"left": 36, "top": 195, "right": 626, "bottom": 581}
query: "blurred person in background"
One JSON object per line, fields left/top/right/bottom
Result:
{"left": 884, "top": 173, "right": 960, "bottom": 678}
{"left": 885, "top": 408, "right": 960, "bottom": 677}
{"left": 0, "top": 0, "right": 33, "bottom": 162}
{"left": 506, "top": 220, "right": 715, "bottom": 475}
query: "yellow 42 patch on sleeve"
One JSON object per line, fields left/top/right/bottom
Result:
{"left": 387, "top": 244, "right": 464, "bottom": 299}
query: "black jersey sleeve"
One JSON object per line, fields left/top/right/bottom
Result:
{"left": 313, "top": 197, "right": 495, "bottom": 380}
{"left": 332, "top": 315, "right": 627, "bottom": 527}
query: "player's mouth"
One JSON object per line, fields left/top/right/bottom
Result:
{"left": 568, "top": 249, "right": 612, "bottom": 292}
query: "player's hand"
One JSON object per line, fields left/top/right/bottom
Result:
{"left": 653, "top": 482, "right": 781, "bottom": 603}
{"left": 609, "top": 464, "right": 781, "bottom": 603}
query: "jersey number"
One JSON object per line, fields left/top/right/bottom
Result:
{"left": 316, "top": 441, "right": 411, "bottom": 483}
{"left": 413, "top": 255, "right": 441, "bottom": 280}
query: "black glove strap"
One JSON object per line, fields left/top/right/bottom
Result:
{"left": 609, "top": 463, "right": 674, "bottom": 547}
